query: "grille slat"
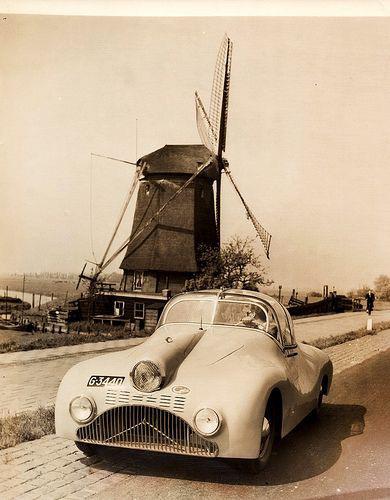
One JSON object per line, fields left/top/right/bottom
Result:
{"left": 77, "top": 405, "right": 218, "bottom": 457}
{"left": 105, "top": 390, "right": 186, "bottom": 413}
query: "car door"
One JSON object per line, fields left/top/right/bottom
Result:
{"left": 272, "top": 307, "right": 306, "bottom": 430}
{"left": 281, "top": 306, "right": 319, "bottom": 418}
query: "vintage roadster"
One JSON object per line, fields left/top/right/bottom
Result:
{"left": 55, "top": 289, "right": 333, "bottom": 471}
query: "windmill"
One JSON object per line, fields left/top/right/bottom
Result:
{"left": 195, "top": 34, "right": 272, "bottom": 257}
{"left": 77, "top": 35, "right": 271, "bottom": 308}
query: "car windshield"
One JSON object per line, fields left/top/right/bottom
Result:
{"left": 160, "top": 298, "right": 271, "bottom": 332}
{"left": 213, "top": 301, "right": 267, "bottom": 330}
{"left": 160, "top": 299, "right": 215, "bottom": 325}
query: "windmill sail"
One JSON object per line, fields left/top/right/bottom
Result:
{"left": 195, "top": 35, "right": 233, "bottom": 158}
{"left": 210, "top": 34, "right": 233, "bottom": 155}
{"left": 225, "top": 168, "right": 272, "bottom": 259}
{"left": 195, "top": 92, "right": 217, "bottom": 154}
{"left": 98, "top": 165, "right": 143, "bottom": 269}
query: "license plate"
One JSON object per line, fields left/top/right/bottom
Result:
{"left": 87, "top": 375, "right": 125, "bottom": 387}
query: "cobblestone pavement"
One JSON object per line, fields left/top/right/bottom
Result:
{"left": 0, "top": 330, "right": 389, "bottom": 499}
{"left": 0, "top": 339, "right": 144, "bottom": 416}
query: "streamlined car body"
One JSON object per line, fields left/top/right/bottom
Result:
{"left": 55, "top": 289, "right": 333, "bottom": 471}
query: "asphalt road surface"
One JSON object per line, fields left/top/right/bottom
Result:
{"left": 294, "top": 309, "right": 390, "bottom": 343}
{"left": 87, "top": 350, "right": 390, "bottom": 500}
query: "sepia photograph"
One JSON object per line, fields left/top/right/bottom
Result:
{"left": 1, "top": 2, "right": 390, "bottom": 498}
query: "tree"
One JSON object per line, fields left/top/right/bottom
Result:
{"left": 347, "top": 284, "right": 370, "bottom": 298}
{"left": 185, "top": 236, "right": 273, "bottom": 291}
{"left": 374, "top": 274, "right": 390, "bottom": 300}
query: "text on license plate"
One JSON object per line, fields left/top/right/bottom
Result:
{"left": 87, "top": 375, "right": 125, "bottom": 387}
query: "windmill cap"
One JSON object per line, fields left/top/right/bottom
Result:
{"left": 137, "top": 144, "right": 218, "bottom": 179}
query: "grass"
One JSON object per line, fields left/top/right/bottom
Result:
{"left": 0, "top": 406, "right": 55, "bottom": 450}
{"left": 0, "top": 328, "right": 148, "bottom": 354}
{"left": 305, "top": 320, "right": 390, "bottom": 350}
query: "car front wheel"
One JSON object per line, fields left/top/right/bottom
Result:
{"left": 242, "top": 402, "right": 277, "bottom": 473}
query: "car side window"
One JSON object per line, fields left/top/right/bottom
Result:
{"left": 267, "top": 310, "right": 281, "bottom": 343}
{"left": 281, "top": 308, "right": 294, "bottom": 346}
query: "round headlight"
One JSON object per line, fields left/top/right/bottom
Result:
{"left": 132, "top": 360, "right": 162, "bottom": 393}
{"left": 194, "top": 408, "right": 221, "bottom": 436}
{"left": 69, "top": 395, "right": 96, "bottom": 423}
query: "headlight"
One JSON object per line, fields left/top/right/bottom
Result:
{"left": 69, "top": 395, "right": 96, "bottom": 423}
{"left": 132, "top": 360, "right": 162, "bottom": 393}
{"left": 194, "top": 408, "right": 221, "bottom": 436}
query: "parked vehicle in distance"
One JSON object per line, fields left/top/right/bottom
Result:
{"left": 55, "top": 289, "right": 333, "bottom": 472}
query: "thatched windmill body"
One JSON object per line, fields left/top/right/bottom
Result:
{"left": 119, "top": 144, "right": 219, "bottom": 294}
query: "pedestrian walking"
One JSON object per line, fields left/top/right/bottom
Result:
{"left": 365, "top": 290, "right": 375, "bottom": 315}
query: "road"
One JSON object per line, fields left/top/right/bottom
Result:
{"left": 294, "top": 309, "right": 390, "bottom": 343}
{"left": 80, "top": 349, "right": 388, "bottom": 499}
{"left": 1, "top": 340, "right": 389, "bottom": 498}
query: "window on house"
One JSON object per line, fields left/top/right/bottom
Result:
{"left": 133, "top": 271, "right": 144, "bottom": 290}
{"left": 134, "top": 302, "right": 145, "bottom": 320}
{"left": 114, "top": 301, "right": 125, "bottom": 317}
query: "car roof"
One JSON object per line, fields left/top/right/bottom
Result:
{"left": 170, "top": 288, "right": 286, "bottom": 324}
{"left": 173, "top": 289, "right": 281, "bottom": 307}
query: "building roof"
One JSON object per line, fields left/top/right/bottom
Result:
{"left": 139, "top": 144, "right": 218, "bottom": 178}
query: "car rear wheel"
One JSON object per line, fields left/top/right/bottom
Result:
{"left": 310, "top": 384, "right": 324, "bottom": 419}
{"left": 74, "top": 441, "right": 97, "bottom": 457}
{"left": 242, "top": 402, "right": 277, "bottom": 474}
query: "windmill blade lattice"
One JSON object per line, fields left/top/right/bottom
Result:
{"left": 195, "top": 91, "right": 217, "bottom": 154}
{"left": 225, "top": 168, "right": 272, "bottom": 259}
{"left": 98, "top": 163, "right": 143, "bottom": 269}
{"left": 209, "top": 34, "right": 233, "bottom": 155}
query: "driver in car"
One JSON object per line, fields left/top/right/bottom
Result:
{"left": 238, "top": 305, "right": 267, "bottom": 330}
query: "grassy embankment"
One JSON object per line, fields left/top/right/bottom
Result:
{"left": 0, "top": 407, "right": 54, "bottom": 450}
{"left": 0, "top": 322, "right": 149, "bottom": 354}
{"left": 305, "top": 320, "right": 390, "bottom": 350}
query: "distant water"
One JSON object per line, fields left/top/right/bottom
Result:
{"left": 0, "top": 289, "right": 54, "bottom": 307}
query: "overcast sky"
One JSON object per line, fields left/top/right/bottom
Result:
{"left": 1, "top": 15, "right": 390, "bottom": 291}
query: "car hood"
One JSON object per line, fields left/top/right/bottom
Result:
{"left": 59, "top": 324, "right": 285, "bottom": 420}
{"left": 107, "top": 324, "right": 278, "bottom": 379}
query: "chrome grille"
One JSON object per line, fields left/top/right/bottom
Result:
{"left": 77, "top": 405, "right": 218, "bottom": 457}
{"left": 105, "top": 389, "right": 187, "bottom": 412}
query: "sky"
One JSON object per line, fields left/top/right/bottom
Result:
{"left": 1, "top": 14, "right": 390, "bottom": 291}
